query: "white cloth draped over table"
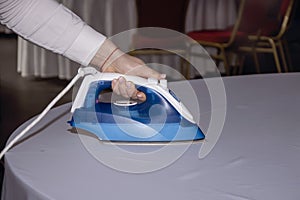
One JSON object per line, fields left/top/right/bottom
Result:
{"left": 186, "top": 0, "right": 237, "bottom": 31}
{"left": 3, "top": 73, "right": 300, "bottom": 199}
{"left": 17, "top": 0, "right": 236, "bottom": 80}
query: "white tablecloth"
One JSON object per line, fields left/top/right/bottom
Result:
{"left": 2, "top": 73, "right": 300, "bottom": 199}
{"left": 17, "top": 0, "right": 236, "bottom": 80}
{"left": 185, "top": 0, "right": 236, "bottom": 32}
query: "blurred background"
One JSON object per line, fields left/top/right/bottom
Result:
{"left": 0, "top": 0, "right": 300, "bottom": 194}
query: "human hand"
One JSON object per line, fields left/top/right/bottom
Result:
{"left": 105, "top": 51, "right": 166, "bottom": 102}
{"left": 90, "top": 39, "right": 166, "bottom": 101}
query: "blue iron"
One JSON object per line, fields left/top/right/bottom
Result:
{"left": 69, "top": 67, "right": 205, "bottom": 143}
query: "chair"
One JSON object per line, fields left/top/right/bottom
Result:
{"left": 186, "top": 0, "right": 246, "bottom": 76}
{"left": 129, "top": 0, "right": 190, "bottom": 78}
{"left": 238, "top": 0, "right": 295, "bottom": 73}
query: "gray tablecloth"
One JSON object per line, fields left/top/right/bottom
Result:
{"left": 2, "top": 73, "right": 300, "bottom": 199}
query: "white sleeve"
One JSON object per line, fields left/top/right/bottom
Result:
{"left": 0, "top": 0, "right": 106, "bottom": 66}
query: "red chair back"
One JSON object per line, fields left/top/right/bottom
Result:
{"left": 239, "top": 0, "right": 272, "bottom": 34}
{"left": 280, "top": 0, "right": 291, "bottom": 16}
{"left": 239, "top": 0, "right": 294, "bottom": 36}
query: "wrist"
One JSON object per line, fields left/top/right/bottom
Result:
{"left": 90, "top": 39, "right": 123, "bottom": 72}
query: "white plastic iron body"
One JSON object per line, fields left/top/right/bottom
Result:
{"left": 72, "top": 67, "right": 196, "bottom": 124}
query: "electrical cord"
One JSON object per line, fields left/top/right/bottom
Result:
{"left": 0, "top": 69, "right": 90, "bottom": 160}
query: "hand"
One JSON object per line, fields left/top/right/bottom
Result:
{"left": 90, "top": 39, "right": 166, "bottom": 101}
{"left": 111, "top": 76, "right": 145, "bottom": 101}
{"left": 105, "top": 50, "right": 165, "bottom": 102}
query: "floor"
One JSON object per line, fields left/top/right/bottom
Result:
{"left": 0, "top": 32, "right": 299, "bottom": 196}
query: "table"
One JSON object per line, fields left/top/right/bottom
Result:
{"left": 17, "top": 0, "right": 236, "bottom": 80}
{"left": 0, "top": 25, "right": 12, "bottom": 34}
{"left": 2, "top": 73, "right": 300, "bottom": 199}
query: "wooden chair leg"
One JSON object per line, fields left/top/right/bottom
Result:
{"left": 221, "top": 48, "right": 230, "bottom": 76}
{"left": 181, "top": 56, "right": 190, "bottom": 80}
{"left": 277, "top": 40, "right": 289, "bottom": 72}
{"left": 214, "top": 48, "right": 221, "bottom": 69}
{"left": 268, "top": 38, "right": 282, "bottom": 73}
{"left": 252, "top": 50, "right": 261, "bottom": 74}
{"left": 282, "top": 39, "right": 293, "bottom": 72}
{"left": 185, "top": 45, "right": 197, "bottom": 79}
{"left": 238, "top": 54, "right": 246, "bottom": 75}
{"left": 248, "top": 38, "right": 261, "bottom": 74}
{"left": 230, "top": 52, "right": 238, "bottom": 75}
{"left": 228, "top": 52, "right": 238, "bottom": 75}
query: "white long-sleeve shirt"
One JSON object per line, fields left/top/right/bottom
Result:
{"left": 0, "top": 0, "right": 106, "bottom": 66}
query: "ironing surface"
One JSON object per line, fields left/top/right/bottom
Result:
{"left": 3, "top": 73, "right": 300, "bottom": 200}
{"left": 69, "top": 68, "right": 205, "bottom": 143}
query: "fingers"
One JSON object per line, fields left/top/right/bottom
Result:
{"left": 128, "top": 64, "right": 166, "bottom": 80}
{"left": 123, "top": 56, "right": 166, "bottom": 80}
{"left": 135, "top": 91, "right": 146, "bottom": 102}
{"left": 103, "top": 53, "right": 166, "bottom": 80}
{"left": 112, "top": 76, "right": 146, "bottom": 101}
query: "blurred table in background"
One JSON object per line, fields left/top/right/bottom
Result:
{"left": 186, "top": 0, "right": 236, "bottom": 31}
{"left": 0, "top": 25, "right": 13, "bottom": 34}
{"left": 17, "top": 0, "right": 236, "bottom": 80}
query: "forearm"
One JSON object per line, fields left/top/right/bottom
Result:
{"left": 0, "top": 0, "right": 106, "bottom": 66}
